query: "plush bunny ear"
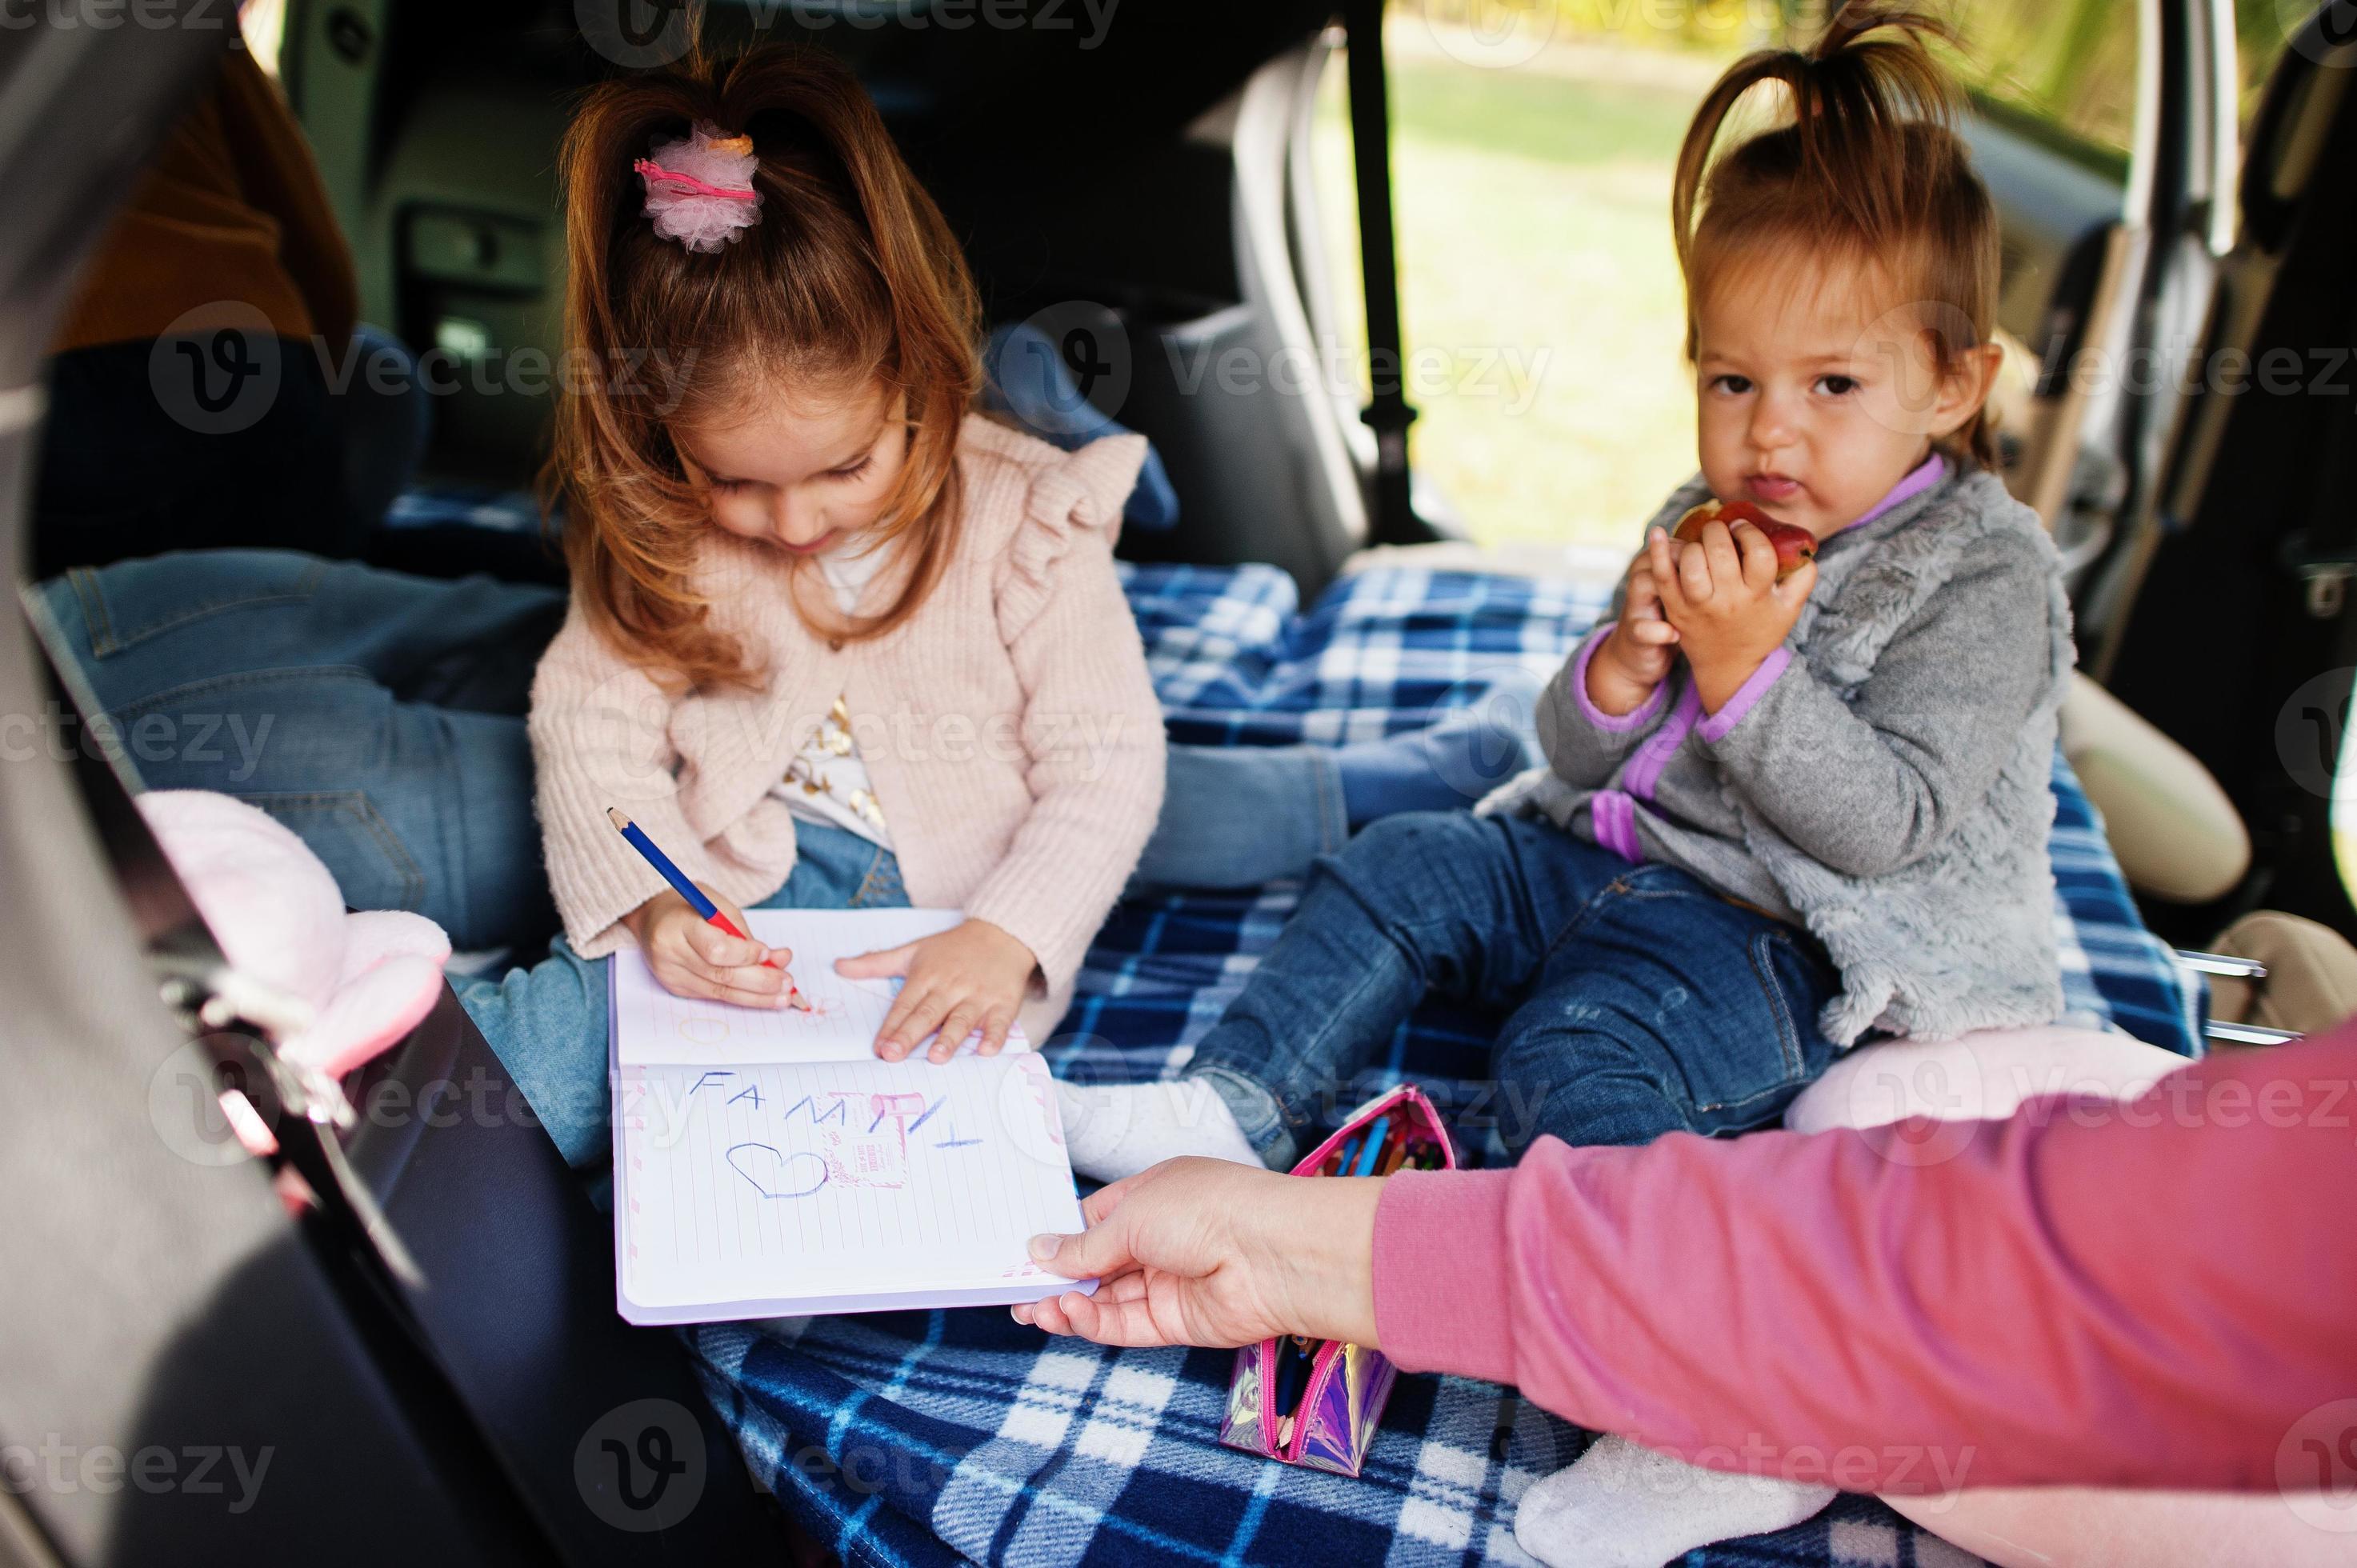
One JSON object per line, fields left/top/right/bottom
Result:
{"left": 336, "top": 909, "right": 452, "bottom": 990}
{"left": 281, "top": 910, "right": 451, "bottom": 1079}
{"left": 135, "top": 790, "right": 455, "bottom": 1081}
{"left": 635, "top": 120, "right": 764, "bottom": 253}
{"left": 135, "top": 790, "right": 344, "bottom": 1014}
{"left": 282, "top": 954, "right": 446, "bottom": 1081}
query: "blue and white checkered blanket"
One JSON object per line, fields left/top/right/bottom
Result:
{"left": 687, "top": 560, "right": 2202, "bottom": 1568}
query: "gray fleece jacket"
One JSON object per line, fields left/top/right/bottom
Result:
{"left": 1487, "top": 459, "right": 2075, "bottom": 1046}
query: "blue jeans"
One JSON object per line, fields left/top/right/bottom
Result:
{"left": 31, "top": 550, "right": 564, "bottom": 950}
{"left": 1186, "top": 811, "right": 1844, "bottom": 1167}
{"left": 30, "top": 552, "right": 1358, "bottom": 950}
{"left": 452, "top": 820, "right": 911, "bottom": 1168}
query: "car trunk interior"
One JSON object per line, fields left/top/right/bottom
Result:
{"left": 4, "top": 4, "right": 2354, "bottom": 1565}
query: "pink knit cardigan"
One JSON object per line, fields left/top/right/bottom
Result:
{"left": 528, "top": 415, "right": 1167, "bottom": 1043}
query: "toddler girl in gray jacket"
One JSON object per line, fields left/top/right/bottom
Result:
{"left": 1057, "top": 10, "right": 2071, "bottom": 1562}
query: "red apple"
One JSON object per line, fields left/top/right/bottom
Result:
{"left": 1671, "top": 499, "right": 1818, "bottom": 581}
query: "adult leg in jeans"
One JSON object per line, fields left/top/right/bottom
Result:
{"left": 1130, "top": 673, "right": 1543, "bottom": 894}
{"left": 30, "top": 550, "right": 566, "bottom": 950}
{"left": 1064, "top": 812, "right": 1623, "bottom": 1181}
{"left": 36, "top": 551, "right": 1530, "bottom": 945}
{"left": 1502, "top": 870, "right": 1845, "bottom": 1568}
{"left": 1128, "top": 744, "right": 1350, "bottom": 892}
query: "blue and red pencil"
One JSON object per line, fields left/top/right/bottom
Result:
{"left": 607, "top": 806, "right": 809, "bottom": 1010}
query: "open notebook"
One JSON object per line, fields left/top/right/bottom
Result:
{"left": 606, "top": 907, "right": 1094, "bottom": 1325}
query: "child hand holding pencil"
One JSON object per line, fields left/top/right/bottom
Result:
{"left": 611, "top": 808, "right": 812, "bottom": 1012}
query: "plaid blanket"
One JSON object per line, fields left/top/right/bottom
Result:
{"left": 687, "top": 561, "right": 2203, "bottom": 1568}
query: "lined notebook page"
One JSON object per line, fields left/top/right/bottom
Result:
{"left": 613, "top": 908, "right": 980, "bottom": 1067}
{"left": 614, "top": 1051, "right": 1086, "bottom": 1320}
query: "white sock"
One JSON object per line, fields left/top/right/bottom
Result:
{"left": 1513, "top": 1435, "right": 1835, "bottom": 1568}
{"left": 1054, "top": 1077, "right": 1263, "bottom": 1182}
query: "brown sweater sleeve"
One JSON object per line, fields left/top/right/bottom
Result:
{"left": 52, "top": 44, "right": 355, "bottom": 354}
{"left": 210, "top": 46, "right": 358, "bottom": 351}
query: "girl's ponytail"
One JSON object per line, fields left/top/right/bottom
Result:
{"left": 1672, "top": 4, "right": 2001, "bottom": 469}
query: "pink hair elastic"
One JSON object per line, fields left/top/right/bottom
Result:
{"left": 634, "top": 160, "right": 757, "bottom": 201}
{"left": 635, "top": 122, "right": 763, "bottom": 253}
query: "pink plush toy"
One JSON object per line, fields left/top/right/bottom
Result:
{"left": 138, "top": 790, "right": 451, "bottom": 1082}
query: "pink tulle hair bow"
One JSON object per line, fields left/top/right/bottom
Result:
{"left": 634, "top": 121, "right": 763, "bottom": 254}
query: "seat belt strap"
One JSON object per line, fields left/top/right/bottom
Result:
{"left": 1342, "top": 0, "right": 1425, "bottom": 546}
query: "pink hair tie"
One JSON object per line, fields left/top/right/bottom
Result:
{"left": 634, "top": 160, "right": 756, "bottom": 201}
{"left": 635, "top": 121, "right": 763, "bottom": 253}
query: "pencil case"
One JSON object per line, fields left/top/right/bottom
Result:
{"left": 1217, "top": 1083, "right": 1456, "bottom": 1477}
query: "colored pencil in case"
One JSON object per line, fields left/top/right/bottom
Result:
{"left": 1350, "top": 1116, "right": 1390, "bottom": 1177}
{"left": 1274, "top": 1337, "right": 1311, "bottom": 1415}
{"left": 606, "top": 806, "right": 809, "bottom": 1010}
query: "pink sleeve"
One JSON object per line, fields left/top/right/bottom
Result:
{"left": 1372, "top": 1030, "right": 2357, "bottom": 1493}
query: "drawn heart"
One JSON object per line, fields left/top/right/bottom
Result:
{"left": 725, "top": 1142, "right": 828, "bottom": 1199}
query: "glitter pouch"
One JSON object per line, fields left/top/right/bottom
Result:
{"left": 1216, "top": 1083, "right": 1456, "bottom": 1476}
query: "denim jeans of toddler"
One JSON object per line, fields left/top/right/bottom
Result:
{"left": 1185, "top": 810, "right": 1844, "bottom": 1168}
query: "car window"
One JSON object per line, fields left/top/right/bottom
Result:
{"left": 1949, "top": 0, "right": 2136, "bottom": 181}
{"left": 1308, "top": 10, "right": 1750, "bottom": 554}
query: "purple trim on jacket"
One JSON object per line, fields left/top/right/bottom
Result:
{"left": 1571, "top": 622, "right": 1667, "bottom": 733}
{"left": 1697, "top": 647, "right": 1794, "bottom": 744}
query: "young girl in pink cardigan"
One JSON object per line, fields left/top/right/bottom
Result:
{"left": 455, "top": 47, "right": 1171, "bottom": 1164}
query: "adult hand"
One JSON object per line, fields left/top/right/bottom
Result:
{"left": 1011, "top": 1158, "right": 1384, "bottom": 1350}
{"left": 837, "top": 917, "right": 1036, "bottom": 1062}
